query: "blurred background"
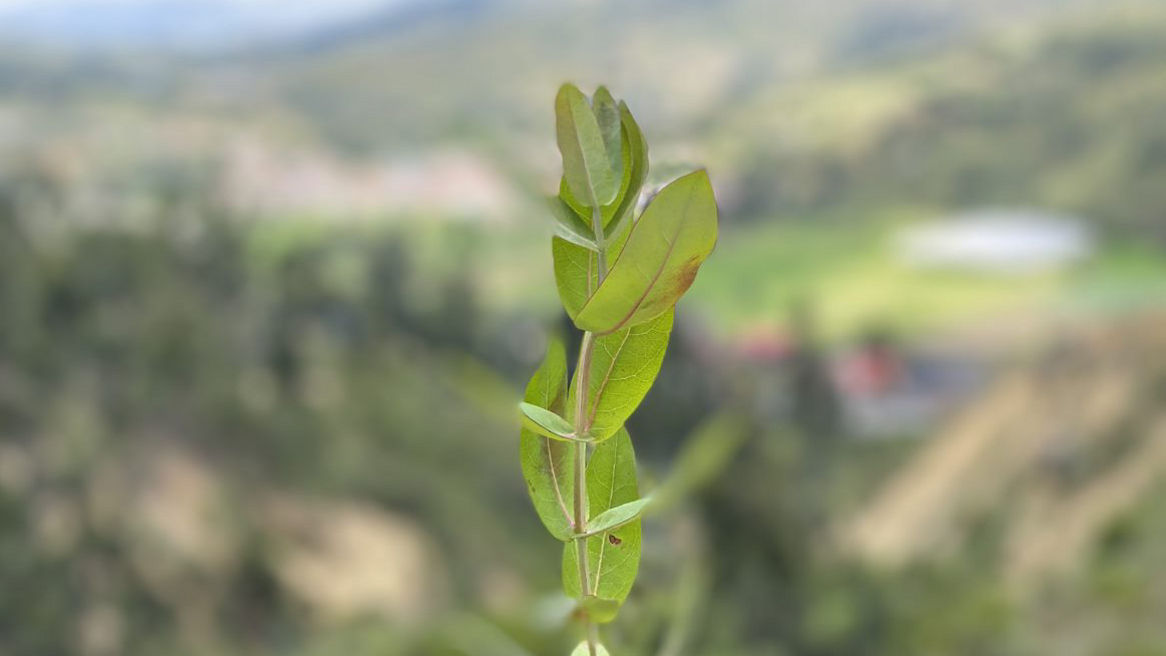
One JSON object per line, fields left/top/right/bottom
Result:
{"left": 2, "top": 0, "right": 1166, "bottom": 654}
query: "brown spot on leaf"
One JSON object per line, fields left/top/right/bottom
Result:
{"left": 607, "top": 534, "right": 622, "bottom": 546}
{"left": 673, "top": 257, "right": 701, "bottom": 295}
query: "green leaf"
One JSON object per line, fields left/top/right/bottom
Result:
{"left": 559, "top": 176, "right": 591, "bottom": 222}
{"left": 519, "top": 339, "right": 575, "bottom": 541}
{"left": 519, "top": 402, "right": 577, "bottom": 440}
{"left": 551, "top": 218, "right": 631, "bottom": 321}
{"left": 574, "top": 309, "right": 672, "bottom": 442}
{"left": 558, "top": 137, "right": 632, "bottom": 231}
{"left": 592, "top": 86, "right": 624, "bottom": 185}
{"left": 556, "top": 83, "right": 618, "bottom": 206}
{"left": 548, "top": 196, "right": 598, "bottom": 250}
{"left": 581, "top": 497, "right": 650, "bottom": 537}
{"left": 571, "top": 642, "right": 610, "bottom": 656}
{"left": 574, "top": 170, "right": 718, "bottom": 334}
{"left": 553, "top": 237, "right": 599, "bottom": 320}
{"left": 562, "top": 429, "right": 641, "bottom": 604}
{"left": 559, "top": 100, "right": 641, "bottom": 231}
{"left": 602, "top": 101, "right": 649, "bottom": 235}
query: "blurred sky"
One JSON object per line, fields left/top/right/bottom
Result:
{"left": 0, "top": 0, "right": 423, "bottom": 49}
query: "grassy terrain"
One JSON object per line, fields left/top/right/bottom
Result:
{"left": 467, "top": 205, "right": 1166, "bottom": 340}
{"left": 690, "top": 218, "right": 1166, "bottom": 339}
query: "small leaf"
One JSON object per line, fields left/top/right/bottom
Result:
{"left": 559, "top": 102, "right": 640, "bottom": 231}
{"left": 558, "top": 141, "right": 632, "bottom": 231}
{"left": 621, "top": 102, "right": 649, "bottom": 187}
{"left": 519, "top": 402, "right": 577, "bottom": 440}
{"left": 556, "top": 83, "right": 618, "bottom": 206}
{"left": 574, "top": 170, "right": 718, "bottom": 334}
{"left": 548, "top": 196, "right": 598, "bottom": 250}
{"left": 563, "top": 429, "right": 641, "bottom": 604}
{"left": 581, "top": 497, "right": 650, "bottom": 537}
{"left": 602, "top": 101, "right": 649, "bottom": 235}
{"left": 571, "top": 642, "right": 611, "bottom": 656}
{"left": 559, "top": 176, "right": 592, "bottom": 221}
{"left": 592, "top": 86, "right": 623, "bottom": 184}
{"left": 551, "top": 220, "right": 631, "bottom": 321}
{"left": 574, "top": 309, "right": 672, "bottom": 441}
{"left": 519, "top": 339, "right": 575, "bottom": 541}
{"left": 553, "top": 237, "right": 599, "bottom": 320}
{"left": 580, "top": 595, "right": 621, "bottom": 624}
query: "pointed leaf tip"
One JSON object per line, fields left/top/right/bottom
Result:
{"left": 556, "top": 83, "right": 618, "bottom": 207}
{"left": 592, "top": 86, "right": 623, "bottom": 184}
{"left": 574, "top": 169, "right": 718, "bottom": 334}
{"left": 581, "top": 497, "right": 650, "bottom": 537}
{"left": 519, "top": 402, "right": 577, "bottom": 440}
{"left": 548, "top": 196, "right": 599, "bottom": 250}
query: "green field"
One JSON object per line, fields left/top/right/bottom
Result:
{"left": 691, "top": 215, "right": 1166, "bottom": 339}
{"left": 465, "top": 206, "right": 1166, "bottom": 341}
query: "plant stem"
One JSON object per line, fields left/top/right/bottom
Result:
{"left": 576, "top": 204, "right": 607, "bottom": 656}
{"left": 588, "top": 622, "right": 601, "bottom": 654}
{"left": 573, "top": 330, "right": 597, "bottom": 656}
{"left": 591, "top": 205, "right": 607, "bottom": 280}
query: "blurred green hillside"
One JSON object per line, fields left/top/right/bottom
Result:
{"left": 263, "top": 1, "right": 1166, "bottom": 334}
{"left": 2, "top": 1, "right": 1166, "bottom": 655}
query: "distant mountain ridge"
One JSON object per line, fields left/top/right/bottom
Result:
{"left": 259, "top": 0, "right": 499, "bottom": 57}
{"left": 0, "top": 0, "right": 443, "bottom": 52}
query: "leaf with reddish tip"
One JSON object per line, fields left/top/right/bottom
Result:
{"left": 573, "top": 170, "right": 717, "bottom": 335}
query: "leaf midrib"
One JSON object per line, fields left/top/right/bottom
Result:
{"left": 591, "top": 446, "right": 621, "bottom": 594}
{"left": 542, "top": 354, "right": 573, "bottom": 532}
{"left": 568, "top": 99, "right": 604, "bottom": 207}
{"left": 543, "top": 436, "right": 572, "bottom": 531}
{"left": 586, "top": 329, "right": 633, "bottom": 429}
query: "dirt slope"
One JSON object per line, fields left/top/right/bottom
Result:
{"left": 843, "top": 313, "right": 1166, "bottom": 583}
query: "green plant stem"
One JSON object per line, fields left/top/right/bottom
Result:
{"left": 573, "top": 330, "right": 597, "bottom": 656}
{"left": 591, "top": 205, "right": 607, "bottom": 279}
{"left": 575, "top": 204, "right": 607, "bottom": 656}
